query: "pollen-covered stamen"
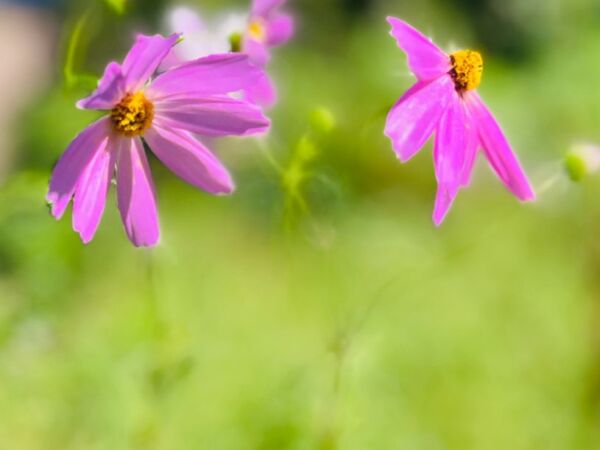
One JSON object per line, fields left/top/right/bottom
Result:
{"left": 449, "top": 50, "right": 483, "bottom": 92}
{"left": 248, "top": 19, "right": 266, "bottom": 42}
{"left": 110, "top": 92, "right": 154, "bottom": 137}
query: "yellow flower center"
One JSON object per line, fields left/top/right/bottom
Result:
{"left": 449, "top": 50, "right": 483, "bottom": 92}
{"left": 248, "top": 19, "right": 266, "bottom": 42}
{"left": 110, "top": 92, "right": 154, "bottom": 137}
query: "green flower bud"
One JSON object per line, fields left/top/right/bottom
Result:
{"left": 310, "top": 107, "right": 335, "bottom": 134}
{"left": 565, "top": 143, "right": 600, "bottom": 182}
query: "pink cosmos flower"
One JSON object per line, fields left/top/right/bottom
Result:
{"left": 240, "top": 0, "right": 294, "bottom": 105}
{"left": 164, "top": 0, "right": 294, "bottom": 106}
{"left": 385, "top": 17, "right": 535, "bottom": 225}
{"left": 47, "top": 33, "right": 270, "bottom": 247}
{"left": 242, "top": 0, "right": 294, "bottom": 67}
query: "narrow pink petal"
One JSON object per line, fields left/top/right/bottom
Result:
{"left": 154, "top": 95, "right": 270, "bottom": 137}
{"left": 72, "top": 137, "right": 117, "bottom": 243}
{"left": 145, "top": 125, "right": 234, "bottom": 195}
{"left": 122, "top": 33, "right": 180, "bottom": 92}
{"left": 266, "top": 13, "right": 294, "bottom": 46}
{"left": 433, "top": 184, "right": 458, "bottom": 227}
{"left": 77, "top": 62, "right": 125, "bottom": 110}
{"left": 465, "top": 91, "right": 535, "bottom": 201}
{"left": 47, "top": 117, "right": 112, "bottom": 219}
{"left": 148, "top": 54, "right": 266, "bottom": 98}
{"left": 459, "top": 108, "right": 479, "bottom": 188}
{"left": 434, "top": 94, "right": 470, "bottom": 185}
{"left": 432, "top": 95, "right": 471, "bottom": 225}
{"left": 116, "top": 138, "right": 160, "bottom": 247}
{"left": 385, "top": 75, "right": 454, "bottom": 162}
{"left": 159, "top": 50, "right": 184, "bottom": 73}
{"left": 243, "top": 73, "right": 276, "bottom": 107}
{"left": 244, "top": 38, "right": 271, "bottom": 66}
{"left": 387, "top": 16, "right": 451, "bottom": 81}
{"left": 252, "top": 0, "right": 286, "bottom": 16}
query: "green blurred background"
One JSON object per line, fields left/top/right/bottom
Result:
{"left": 2, "top": 0, "right": 600, "bottom": 448}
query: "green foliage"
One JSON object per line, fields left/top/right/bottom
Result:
{"left": 63, "top": 10, "right": 98, "bottom": 91}
{"left": 3, "top": 0, "right": 600, "bottom": 449}
{"left": 103, "top": 0, "right": 127, "bottom": 15}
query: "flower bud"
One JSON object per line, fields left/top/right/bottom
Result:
{"left": 310, "top": 107, "right": 335, "bottom": 135}
{"left": 565, "top": 143, "right": 600, "bottom": 181}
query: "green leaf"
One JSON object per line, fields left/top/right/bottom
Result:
{"left": 103, "top": 0, "right": 126, "bottom": 15}
{"left": 63, "top": 11, "right": 91, "bottom": 89}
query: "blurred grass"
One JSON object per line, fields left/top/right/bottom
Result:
{"left": 2, "top": 0, "right": 600, "bottom": 449}
{"left": 0, "top": 180, "right": 596, "bottom": 449}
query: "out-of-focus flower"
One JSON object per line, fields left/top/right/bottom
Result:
{"left": 565, "top": 143, "right": 600, "bottom": 182}
{"left": 241, "top": 0, "right": 294, "bottom": 106}
{"left": 47, "top": 34, "right": 270, "bottom": 247}
{"left": 385, "top": 17, "right": 535, "bottom": 225}
{"left": 161, "top": 7, "right": 236, "bottom": 68}
{"left": 242, "top": 0, "right": 294, "bottom": 66}
{"left": 164, "top": 1, "right": 294, "bottom": 106}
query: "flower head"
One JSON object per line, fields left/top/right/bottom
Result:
{"left": 384, "top": 17, "right": 535, "bottom": 225}
{"left": 565, "top": 143, "right": 600, "bottom": 181}
{"left": 164, "top": 0, "right": 294, "bottom": 107}
{"left": 243, "top": 0, "right": 294, "bottom": 67}
{"left": 47, "top": 34, "right": 270, "bottom": 247}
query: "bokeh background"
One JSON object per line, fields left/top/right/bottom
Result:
{"left": 2, "top": 0, "right": 600, "bottom": 448}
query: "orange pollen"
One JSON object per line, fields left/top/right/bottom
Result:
{"left": 110, "top": 92, "right": 154, "bottom": 137}
{"left": 449, "top": 49, "right": 483, "bottom": 92}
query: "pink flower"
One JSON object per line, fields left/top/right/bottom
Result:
{"left": 241, "top": 0, "right": 294, "bottom": 106}
{"left": 164, "top": 1, "right": 294, "bottom": 107}
{"left": 47, "top": 34, "right": 270, "bottom": 247}
{"left": 385, "top": 17, "right": 535, "bottom": 225}
{"left": 242, "top": 0, "right": 295, "bottom": 67}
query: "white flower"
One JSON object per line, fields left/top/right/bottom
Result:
{"left": 164, "top": 6, "right": 248, "bottom": 61}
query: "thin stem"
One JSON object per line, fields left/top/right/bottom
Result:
{"left": 144, "top": 249, "right": 163, "bottom": 341}
{"left": 256, "top": 138, "right": 284, "bottom": 175}
{"left": 133, "top": 249, "right": 166, "bottom": 450}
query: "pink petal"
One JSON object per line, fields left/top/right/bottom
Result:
{"left": 116, "top": 138, "right": 160, "bottom": 247}
{"left": 387, "top": 16, "right": 451, "bottom": 81}
{"left": 145, "top": 125, "right": 234, "bottom": 195}
{"left": 385, "top": 75, "right": 455, "bottom": 162}
{"left": 243, "top": 73, "right": 276, "bottom": 107}
{"left": 159, "top": 50, "right": 184, "bottom": 73}
{"left": 148, "top": 54, "right": 266, "bottom": 98}
{"left": 459, "top": 114, "right": 479, "bottom": 189}
{"left": 154, "top": 95, "right": 270, "bottom": 137}
{"left": 160, "top": 8, "right": 205, "bottom": 72}
{"left": 465, "top": 91, "right": 535, "bottom": 201}
{"left": 252, "top": 0, "right": 286, "bottom": 16}
{"left": 72, "top": 137, "right": 117, "bottom": 243}
{"left": 432, "top": 95, "right": 475, "bottom": 225}
{"left": 434, "top": 95, "right": 470, "bottom": 185}
{"left": 77, "top": 62, "right": 125, "bottom": 110}
{"left": 433, "top": 184, "right": 457, "bottom": 227}
{"left": 266, "top": 13, "right": 294, "bottom": 46}
{"left": 47, "top": 117, "right": 112, "bottom": 219}
{"left": 122, "top": 33, "right": 180, "bottom": 92}
{"left": 244, "top": 37, "right": 271, "bottom": 66}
